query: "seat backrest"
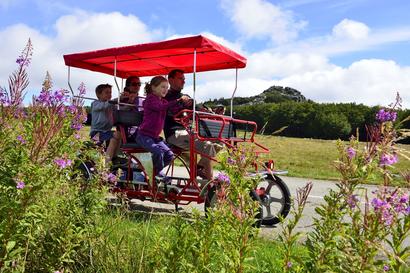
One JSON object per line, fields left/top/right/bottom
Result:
{"left": 198, "top": 118, "right": 236, "bottom": 139}
{"left": 113, "top": 110, "right": 143, "bottom": 127}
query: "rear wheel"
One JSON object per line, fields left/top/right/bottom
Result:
{"left": 257, "top": 174, "right": 291, "bottom": 226}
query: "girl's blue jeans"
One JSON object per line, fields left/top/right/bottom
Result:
{"left": 136, "top": 133, "right": 174, "bottom": 175}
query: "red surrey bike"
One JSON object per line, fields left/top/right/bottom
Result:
{"left": 64, "top": 35, "right": 291, "bottom": 225}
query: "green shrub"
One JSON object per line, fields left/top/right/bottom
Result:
{"left": 150, "top": 146, "right": 262, "bottom": 273}
{"left": 0, "top": 40, "right": 107, "bottom": 272}
{"left": 275, "top": 95, "right": 410, "bottom": 272}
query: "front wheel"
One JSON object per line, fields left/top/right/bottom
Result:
{"left": 257, "top": 174, "right": 291, "bottom": 226}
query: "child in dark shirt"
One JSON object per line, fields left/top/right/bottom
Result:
{"left": 136, "top": 76, "right": 188, "bottom": 178}
{"left": 90, "top": 84, "right": 121, "bottom": 163}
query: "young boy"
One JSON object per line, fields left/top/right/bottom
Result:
{"left": 90, "top": 83, "right": 121, "bottom": 163}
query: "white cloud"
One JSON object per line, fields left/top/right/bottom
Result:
{"left": 193, "top": 77, "right": 273, "bottom": 103}
{"left": 246, "top": 51, "right": 335, "bottom": 78}
{"left": 273, "top": 19, "right": 410, "bottom": 57}
{"left": 220, "top": 0, "right": 307, "bottom": 44}
{"left": 332, "top": 19, "right": 370, "bottom": 40}
{"left": 0, "top": 11, "right": 162, "bottom": 102}
{"left": 276, "top": 59, "right": 410, "bottom": 107}
{"left": 54, "top": 11, "right": 159, "bottom": 52}
{"left": 0, "top": 24, "right": 52, "bottom": 90}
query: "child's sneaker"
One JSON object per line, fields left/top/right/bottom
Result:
{"left": 155, "top": 175, "right": 172, "bottom": 194}
{"left": 155, "top": 175, "right": 172, "bottom": 185}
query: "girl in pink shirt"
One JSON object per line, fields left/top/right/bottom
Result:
{"left": 136, "top": 76, "right": 188, "bottom": 178}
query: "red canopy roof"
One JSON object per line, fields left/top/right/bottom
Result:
{"left": 63, "top": 35, "right": 247, "bottom": 78}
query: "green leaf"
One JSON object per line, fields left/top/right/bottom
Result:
{"left": 6, "top": 240, "right": 16, "bottom": 252}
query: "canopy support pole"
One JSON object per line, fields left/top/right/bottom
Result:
{"left": 192, "top": 49, "right": 197, "bottom": 128}
{"left": 189, "top": 48, "right": 198, "bottom": 180}
{"left": 67, "top": 66, "right": 74, "bottom": 96}
{"left": 114, "top": 58, "right": 120, "bottom": 110}
{"left": 230, "top": 68, "right": 238, "bottom": 118}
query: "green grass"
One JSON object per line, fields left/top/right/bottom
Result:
{"left": 255, "top": 135, "right": 410, "bottom": 184}
{"left": 77, "top": 210, "right": 295, "bottom": 273}
{"left": 257, "top": 136, "right": 341, "bottom": 179}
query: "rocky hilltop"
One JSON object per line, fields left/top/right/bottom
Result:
{"left": 203, "top": 86, "right": 307, "bottom": 106}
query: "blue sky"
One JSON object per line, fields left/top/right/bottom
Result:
{"left": 1, "top": 0, "right": 410, "bottom": 107}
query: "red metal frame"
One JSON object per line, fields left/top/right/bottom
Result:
{"left": 112, "top": 109, "right": 271, "bottom": 205}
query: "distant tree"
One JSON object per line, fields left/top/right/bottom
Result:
{"left": 316, "top": 112, "right": 351, "bottom": 139}
{"left": 200, "top": 87, "right": 409, "bottom": 141}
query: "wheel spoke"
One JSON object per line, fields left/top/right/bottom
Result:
{"left": 269, "top": 196, "right": 284, "bottom": 204}
{"left": 266, "top": 182, "right": 274, "bottom": 192}
{"left": 264, "top": 205, "right": 274, "bottom": 218}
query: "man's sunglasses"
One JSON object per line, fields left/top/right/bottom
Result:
{"left": 130, "top": 82, "right": 142, "bottom": 87}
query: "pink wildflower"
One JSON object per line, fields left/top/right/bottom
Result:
{"left": 347, "top": 194, "right": 359, "bottom": 209}
{"left": 78, "top": 82, "right": 86, "bottom": 96}
{"left": 54, "top": 158, "right": 73, "bottom": 169}
{"left": 227, "top": 157, "right": 236, "bottom": 165}
{"left": 379, "top": 153, "right": 398, "bottom": 166}
{"left": 216, "top": 172, "right": 230, "bottom": 185}
{"left": 376, "top": 109, "right": 397, "bottom": 123}
{"left": 16, "top": 135, "right": 26, "bottom": 144}
{"left": 103, "top": 173, "right": 117, "bottom": 183}
{"left": 16, "top": 180, "right": 25, "bottom": 189}
{"left": 371, "top": 188, "right": 409, "bottom": 225}
{"left": 346, "top": 147, "right": 356, "bottom": 159}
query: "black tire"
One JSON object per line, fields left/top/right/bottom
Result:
{"left": 250, "top": 190, "right": 263, "bottom": 228}
{"left": 204, "top": 185, "right": 216, "bottom": 213}
{"left": 258, "top": 174, "right": 291, "bottom": 226}
{"left": 75, "top": 160, "right": 95, "bottom": 180}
